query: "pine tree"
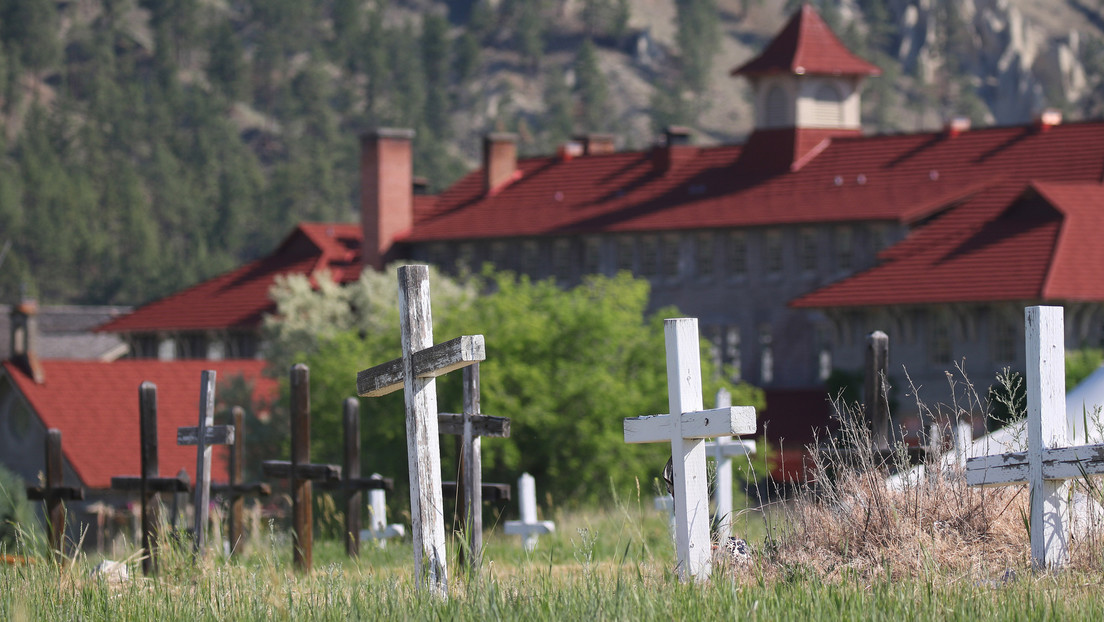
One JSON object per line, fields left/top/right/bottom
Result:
{"left": 574, "top": 38, "right": 608, "bottom": 132}
{"left": 676, "top": 0, "right": 721, "bottom": 94}
{"left": 421, "top": 13, "right": 452, "bottom": 139}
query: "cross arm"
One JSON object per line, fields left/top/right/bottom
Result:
{"left": 261, "top": 460, "right": 342, "bottom": 482}
{"left": 111, "top": 475, "right": 191, "bottom": 493}
{"left": 177, "top": 425, "right": 235, "bottom": 446}
{"left": 211, "top": 481, "right": 272, "bottom": 497}
{"left": 317, "top": 475, "right": 395, "bottom": 492}
{"left": 966, "top": 443, "right": 1104, "bottom": 486}
{"left": 438, "top": 413, "right": 511, "bottom": 438}
{"left": 706, "top": 438, "right": 757, "bottom": 458}
{"left": 26, "top": 486, "right": 84, "bottom": 501}
{"left": 443, "top": 481, "right": 511, "bottom": 502}
{"left": 356, "top": 335, "right": 486, "bottom": 397}
{"left": 624, "top": 406, "right": 757, "bottom": 444}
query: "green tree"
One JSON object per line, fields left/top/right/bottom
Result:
{"left": 421, "top": 13, "right": 452, "bottom": 139}
{"left": 675, "top": 0, "right": 720, "bottom": 94}
{"left": 207, "top": 18, "right": 248, "bottom": 101}
{"left": 0, "top": 0, "right": 60, "bottom": 75}
{"left": 574, "top": 38, "right": 608, "bottom": 132}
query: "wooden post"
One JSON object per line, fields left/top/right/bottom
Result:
{"left": 356, "top": 265, "right": 487, "bottom": 596}
{"left": 966, "top": 306, "right": 1104, "bottom": 569}
{"left": 344, "top": 398, "right": 361, "bottom": 557}
{"left": 623, "top": 318, "right": 757, "bottom": 582}
{"left": 864, "top": 330, "right": 890, "bottom": 449}
{"left": 177, "top": 370, "right": 235, "bottom": 556}
{"left": 703, "top": 388, "right": 755, "bottom": 538}
{"left": 26, "top": 429, "right": 83, "bottom": 559}
{"left": 504, "top": 473, "right": 555, "bottom": 551}
{"left": 211, "top": 407, "right": 270, "bottom": 557}
{"left": 109, "top": 382, "right": 190, "bottom": 576}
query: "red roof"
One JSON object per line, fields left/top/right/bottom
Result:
{"left": 792, "top": 179, "right": 1104, "bottom": 308}
{"left": 731, "top": 4, "right": 881, "bottom": 77}
{"left": 3, "top": 359, "right": 276, "bottom": 489}
{"left": 99, "top": 223, "right": 362, "bottom": 333}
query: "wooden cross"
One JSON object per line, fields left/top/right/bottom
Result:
{"left": 316, "top": 397, "right": 395, "bottom": 558}
{"left": 111, "top": 382, "right": 190, "bottom": 575}
{"left": 262, "top": 364, "right": 342, "bottom": 571}
{"left": 438, "top": 363, "right": 510, "bottom": 570}
{"left": 176, "top": 370, "right": 235, "bottom": 556}
{"left": 703, "top": 388, "right": 755, "bottom": 538}
{"left": 624, "top": 318, "right": 757, "bottom": 582}
{"left": 504, "top": 473, "right": 555, "bottom": 552}
{"left": 211, "top": 406, "right": 271, "bottom": 557}
{"left": 966, "top": 306, "right": 1104, "bottom": 569}
{"left": 360, "top": 474, "right": 405, "bottom": 547}
{"left": 356, "top": 265, "right": 485, "bottom": 596}
{"left": 26, "top": 429, "right": 83, "bottom": 558}
{"left": 864, "top": 330, "right": 891, "bottom": 449}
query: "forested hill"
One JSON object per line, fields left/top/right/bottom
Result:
{"left": 1, "top": 0, "right": 1102, "bottom": 306}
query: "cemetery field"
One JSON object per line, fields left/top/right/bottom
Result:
{"left": 4, "top": 497, "right": 1104, "bottom": 621}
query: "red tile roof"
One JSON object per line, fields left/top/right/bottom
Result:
{"left": 730, "top": 4, "right": 881, "bottom": 77}
{"left": 98, "top": 223, "right": 362, "bottom": 333}
{"left": 3, "top": 359, "right": 276, "bottom": 489}
{"left": 791, "top": 180, "right": 1104, "bottom": 308}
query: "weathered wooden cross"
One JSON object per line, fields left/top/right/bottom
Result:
{"left": 438, "top": 363, "right": 510, "bottom": 570}
{"left": 262, "top": 364, "right": 342, "bottom": 571}
{"left": 26, "top": 429, "right": 84, "bottom": 558}
{"left": 703, "top": 388, "right": 756, "bottom": 538}
{"left": 966, "top": 306, "right": 1104, "bottom": 569}
{"left": 624, "top": 318, "right": 757, "bottom": 581}
{"left": 504, "top": 473, "right": 555, "bottom": 552}
{"left": 176, "top": 370, "right": 235, "bottom": 556}
{"left": 316, "top": 397, "right": 394, "bottom": 558}
{"left": 356, "top": 265, "right": 485, "bottom": 596}
{"left": 211, "top": 406, "right": 271, "bottom": 557}
{"left": 110, "top": 382, "right": 191, "bottom": 575}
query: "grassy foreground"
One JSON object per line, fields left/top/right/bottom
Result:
{"left": 3, "top": 498, "right": 1104, "bottom": 622}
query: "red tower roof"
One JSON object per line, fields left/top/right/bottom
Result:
{"left": 732, "top": 4, "right": 881, "bottom": 77}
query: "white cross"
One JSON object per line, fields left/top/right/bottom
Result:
{"left": 504, "top": 473, "right": 555, "bottom": 552}
{"left": 624, "top": 318, "right": 757, "bottom": 581}
{"left": 177, "top": 370, "right": 234, "bottom": 556}
{"left": 359, "top": 474, "right": 405, "bottom": 547}
{"left": 356, "top": 265, "right": 485, "bottom": 595}
{"left": 704, "top": 388, "right": 756, "bottom": 538}
{"left": 966, "top": 306, "right": 1104, "bottom": 569}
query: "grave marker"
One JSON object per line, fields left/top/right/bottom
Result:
{"left": 262, "top": 364, "right": 342, "bottom": 571}
{"left": 176, "top": 370, "right": 235, "bottom": 556}
{"left": 211, "top": 406, "right": 271, "bottom": 557}
{"left": 356, "top": 265, "right": 485, "bottom": 595}
{"left": 864, "top": 330, "right": 891, "bottom": 449}
{"left": 624, "top": 318, "right": 757, "bottom": 581}
{"left": 110, "top": 383, "right": 191, "bottom": 575}
{"left": 438, "top": 364, "right": 511, "bottom": 570}
{"left": 26, "top": 429, "right": 84, "bottom": 558}
{"left": 703, "top": 388, "right": 756, "bottom": 538}
{"left": 316, "top": 398, "right": 394, "bottom": 558}
{"left": 504, "top": 473, "right": 555, "bottom": 551}
{"left": 967, "top": 306, "right": 1104, "bottom": 569}
{"left": 359, "top": 475, "right": 405, "bottom": 546}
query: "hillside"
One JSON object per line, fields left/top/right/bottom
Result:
{"left": 0, "top": 0, "right": 1101, "bottom": 306}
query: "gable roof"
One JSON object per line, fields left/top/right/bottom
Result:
{"left": 0, "top": 305, "right": 131, "bottom": 360}
{"left": 98, "top": 223, "right": 362, "bottom": 334}
{"left": 791, "top": 179, "right": 1104, "bottom": 308}
{"left": 731, "top": 4, "right": 881, "bottom": 77}
{"left": 2, "top": 359, "right": 276, "bottom": 489}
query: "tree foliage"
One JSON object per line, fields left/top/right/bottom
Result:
{"left": 262, "top": 266, "right": 764, "bottom": 507}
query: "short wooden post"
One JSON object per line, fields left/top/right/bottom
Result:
{"left": 504, "top": 473, "right": 555, "bottom": 551}
{"left": 177, "top": 370, "right": 235, "bottom": 556}
{"left": 624, "top": 318, "right": 757, "bottom": 582}
{"left": 110, "top": 383, "right": 190, "bottom": 576}
{"left": 26, "top": 429, "right": 84, "bottom": 559}
{"left": 864, "top": 330, "right": 890, "bottom": 449}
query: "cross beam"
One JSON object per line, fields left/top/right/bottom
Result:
{"left": 176, "top": 370, "right": 235, "bottom": 556}
{"left": 26, "top": 429, "right": 83, "bottom": 558}
{"left": 966, "top": 306, "right": 1104, "bottom": 569}
{"left": 623, "top": 318, "right": 757, "bottom": 582}
{"left": 356, "top": 265, "right": 486, "bottom": 596}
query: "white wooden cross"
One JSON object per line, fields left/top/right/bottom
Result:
{"left": 703, "top": 388, "right": 756, "bottom": 538}
{"left": 504, "top": 473, "right": 555, "bottom": 552}
{"left": 359, "top": 474, "right": 406, "bottom": 547}
{"left": 966, "top": 306, "right": 1104, "bottom": 569}
{"left": 177, "top": 370, "right": 234, "bottom": 556}
{"left": 356, "top": 265, "right": 485, "bottom": 596}
{"left": 624, "top": 318, "right": 757, "bottom": 581}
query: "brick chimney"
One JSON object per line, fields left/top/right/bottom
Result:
{"left": 361, "top": 128, "right": 415, "bottom": 271}
{"left": 575, "top": 133, "right": 616, "bottom": 155}
{"left": 483, "top": 133, "right": 518, "bottom": 194}
{"left": 652, "top": 126, "right": 694, "bottom": 173}
{"left": 10, "top": 299, "right": 45, "bottom": 384}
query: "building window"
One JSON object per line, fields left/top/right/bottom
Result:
{"left": 727, "top": 232, "right": 747, "bottom": 278}
{"left": 930, "top": 322, "right": 952, "bottom": 366}
{"left": 765, "top": 85, "right": 790, "bottom": 128}
{"left": 616, "top": 236, "right": 634, "bottom": 273}
{"left": 582, "top": 237, "right": 601, "bottom": 275}
{"left": 457, "top": 243, "right": 475, "bottom": 273}
{"left": 521, "top": 241, "right": 540, "bottom": 276}
{"left": 816, "top": 326, "right": 832, "bottom": 382}
{"left": 836, "top": 227, "right": 853, "bottom": 272}
{"left": 725, "top": 327, "right": 741, "bottom": 382}
{"left": 661, "top": 234, "right": 681, "bottom": 280}
{"left": 228, "top": 332, "right": 259, "bottom": 359}
{"left": 640, "top": 235, "right": 658, "bottom": 278}
{"left": 799, "top": 229, "right": 818, "bottom": 274}
{"left": 870, "top": 224, "right": 889, "bottom": 256}
{"left": 759, "top": 325, "right": 774, "bottom": 384}
{"left": 490, "top": 241, "right": 509, "bottom": 267}
{"left": 993, "top": 317, "right": 1017, "bottom": 363}
{"left": 132, "top": 334, "right": 159, "bottom": 359}
{"left": 552, "top": 239, "right": 572, "bottom": 279}
{"left": 176, "top": 334, "right": 208, "bottom": 360}
{"left": 695, "top": 233, "right": 714, "bottom": 280}
{"left": 811, "top": 82, "right": 844, "bottom": 126}
{"left": 427, "top": 243, "right": 448, "bottom": 268}
{"left": 764, "top": 230, "right": 783, "bottom": 276}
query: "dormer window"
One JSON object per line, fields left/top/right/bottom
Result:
{"left": 765, "top": 85, "right": 790, "bottom": 128}
{"left": 811, "top": 83, "right": 844, "bottom": 127}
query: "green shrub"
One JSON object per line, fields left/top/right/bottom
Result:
{"left": 0, "top": 464, "right": 36, "bottom": 552}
